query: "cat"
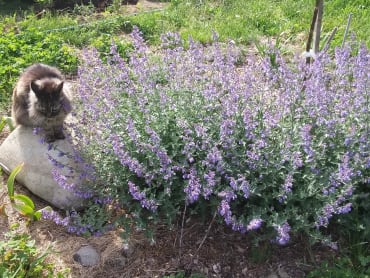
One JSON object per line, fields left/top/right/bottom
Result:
{"left": 11, "top": 63, "right": 72, "bottom": 143}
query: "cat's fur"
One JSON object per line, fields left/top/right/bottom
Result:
{"left": 12, "top": 63, "right": 72, "bottom": 142}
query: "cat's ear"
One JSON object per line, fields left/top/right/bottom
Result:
{"left": 56, "top": 81, "right": 64, "bottom": 94}
{"left": 30, "top": 81, "right": 42, "bottom": 96}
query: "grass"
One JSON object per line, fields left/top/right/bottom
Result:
{"left": 131, "top": 0, "right": 369, "bottom": 46}
{"left": 0, "top": 0, "right": 368, "bottom": 110}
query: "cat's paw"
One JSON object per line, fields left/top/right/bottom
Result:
{"left": 54, "top": 131, "right": 66, "bottom": 140}
{"left": 45, "top": 134, "right": 56, "bottom": 143}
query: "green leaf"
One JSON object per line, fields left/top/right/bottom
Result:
{"left": 13, "top": 194, "right": 35, "bottom": 210}
{"left": 0, "top": 117, "right": 6, "bottom": 133}
{"left": 359, "top": 255, "right": 370, "bottom": 267}
{"left": 7, "top": 162, "right": 24, "bottom": 201}
{"left": 33, "top": 210, "right": 42, "bottom": 221}
{"left": 12, "top": 203, "right": 34, "bottom": 217}
{"left": 5, "top": 117, "right": 15, "bottom": 131}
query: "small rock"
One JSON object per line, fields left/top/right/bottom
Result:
{"left": 266, "top": 273, "right": 279, "bottom": 278}
{"left": 277, "top": 266, "right": 291, "bottom": 278}
{"left": 212, "top": 263, "right": 221, "bottom": 274}
{"left": 73, "top": 245, "right": 100, "bottom": 267}
{"left": 121, "top": 242, "right": 135, "bottom": 257}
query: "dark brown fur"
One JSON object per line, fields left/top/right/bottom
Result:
{"left": 12, "top": 64, "right": 72, "bottom": 142}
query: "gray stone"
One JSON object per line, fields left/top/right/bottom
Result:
{"left": 0, "top": 126, "right": 84, "bottom": 209}
{"left": 73, "top": 245, "right": 100, "bottom": 267}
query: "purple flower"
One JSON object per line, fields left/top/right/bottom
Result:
{"left": 203, "top": 170, "right": 216, "bottom": 199}
{"left": 33, "top": 127, "right": 43, "bottom": 135}
{"left": 217, "top": 190, "right": 237, "bottom": 202}
{"left": 337, "top": 153, "right": 354, "bottom": 183}
{"left": 275, "top": 221, "right": 291, "bottom": 245}
{"left": 278, "top": 173, "right": 294, "bottom": 202}
{"left": 239, "top": 179, "right": 250, "bottom": 199}
{"left": 292, "top": 151, "right": 303, "bottom": 169}
{"left": 247, "top": 218, "right": 263, "bottom": 231}
{"left": 52, "top": 169, "right": 93, "bottom": 199}
{"left": 218, "top": 199, "right": 233, "bottom": 225}
{"left": 128, "top": 181, "right": 145, "bottom": 201}
{"left": 184, "top": 168, "right": 201, "bottom": 204}
{"left": 42, "top": 210, "right": 70, "bottom": 227}
{"left": 316, "top": 204, "right": 335, "bottom": 228}
{"left": 300, "top": 124, "right": 314, "bottom": 161}
{"left": 336, "top": 203, "right": 352, "bottom": 214}
{"left": 128, "top": 181, "right": 158, "bottom": 212}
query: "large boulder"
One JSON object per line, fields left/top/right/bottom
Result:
{"left": 0, "top": 126, "right": 85, "bottom": 210}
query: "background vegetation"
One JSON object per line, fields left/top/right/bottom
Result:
{"left": 0, "top": 0, "right": 369, "bottom": 110}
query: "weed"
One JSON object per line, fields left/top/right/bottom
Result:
{"left": 0, "top": 223, "right": 70, "bottom": 278}
{"left": 2, "top": 163, "right": 44, "bottom": 223}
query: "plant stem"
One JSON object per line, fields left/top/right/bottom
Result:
{"left": 196, "top": 210, "right": 217, "bottom": 253}
{"left": 323, "top": 27, "right": 338, "bottom": 52}
{"left": 342, "top": 13, "right": 352, "bottom": 48}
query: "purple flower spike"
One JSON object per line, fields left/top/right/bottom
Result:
{"left": 247, "top": 218, "right": 263, "bottom": 231}
{"left": 275, "top": 221, "right": 291, "bottom": 245}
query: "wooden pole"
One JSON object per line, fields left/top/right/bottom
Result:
{"left": 306, "top": 7, "right": 318, "bottom": 64}
{"left": 314, "top": 0, "right": 324, "bottom": 54}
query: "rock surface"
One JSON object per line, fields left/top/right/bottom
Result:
{"left": 0, "top": 126, "right": 84, "bottom": 209}
{"left": 73, "top": 245, "right": 101, "bottom": 267}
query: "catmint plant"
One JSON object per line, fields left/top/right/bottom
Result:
{"left": 48, "top": 27, "right": 369, "bottom": 245}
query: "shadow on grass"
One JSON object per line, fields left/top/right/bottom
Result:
{"left": 0, "top": 0, "right": 35, "bottom": 16}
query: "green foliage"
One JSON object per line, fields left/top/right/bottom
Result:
{"left": 0, "top": 16, "right": 78, "bottom": 108}
{"left": 5, "top": 162, "right": 43, "bottom": 222}
{"left": 307, "top": 198, "right": 370, "bottom": 277}
{"left": 6, "top": 162, "right": 24, "bottom": 201}
{"left": 0, "top": 116, "right": 14, "bottom": 133}
{"left": 91, "top": 34, "right": 134, "bottom": 61}
{"left": 0, "top": 224, "right": 69, "bottom": 278}
{"left": 322, "top": 0, "right": 370, "bottom": 48}
{"left": 307, "top": 256, "right": 370, "bottom": 278}
{"left": 1, "top": 0, "right": 369, "bottom": 110}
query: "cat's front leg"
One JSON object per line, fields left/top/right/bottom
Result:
{"left": 44, "top": 128, "right": 57, "bottom": 143}
{"left": 53, "top": 125, "right": 65, "bottom": 140}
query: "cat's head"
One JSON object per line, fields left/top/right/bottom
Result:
{"left": 30, "top": 78, "right": 64, "bottom": 118}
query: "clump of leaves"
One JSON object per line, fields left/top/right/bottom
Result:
{"left": 0, "top": 224, "right": 69, "bottom": 278}
{"left": 0, "top": 116, "right": 14, "bottom": 133}
{"left": 4, "top": 163, "right": 44, "bottom": 222}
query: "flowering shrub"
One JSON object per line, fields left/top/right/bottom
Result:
{"left": 51, "top": 27, "right": 369, "bottom": 244}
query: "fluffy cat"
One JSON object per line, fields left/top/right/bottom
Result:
{"left": 11, "top": 63, "right": 72, "bottom": 142}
